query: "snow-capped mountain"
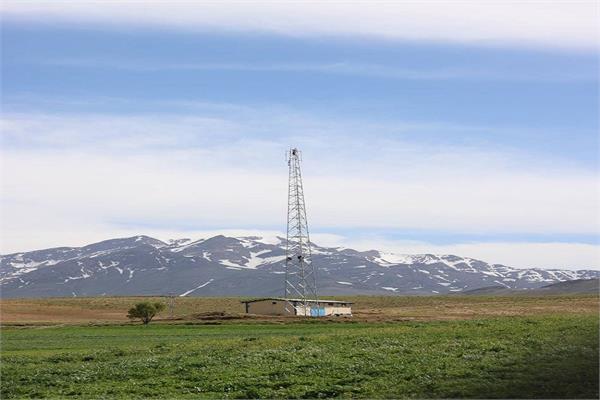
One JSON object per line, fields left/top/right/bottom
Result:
{"left": 1, "top": 235, "right": 598, "bottom": 298}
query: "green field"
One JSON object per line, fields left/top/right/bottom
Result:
{"left": 1, "top": 313, "right": 598, "bottom": 399}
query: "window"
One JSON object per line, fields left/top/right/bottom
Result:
{"left": 272, "top": 301, "right": 277, "bottom": 305}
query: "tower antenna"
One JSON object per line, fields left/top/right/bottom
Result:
{"left": 284, "top": 148, "right": 318, "bottom": 314}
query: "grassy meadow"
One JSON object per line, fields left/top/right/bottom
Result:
{"left": 1, "top": 295, "right": 598, "bottom": 398}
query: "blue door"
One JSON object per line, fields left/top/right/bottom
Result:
{"left": 310, "top": 307, "right": 326, "bottom": 317}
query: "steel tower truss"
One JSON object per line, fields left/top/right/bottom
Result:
{"left": 284, "top": 148, "right": 318, "bottom": 314}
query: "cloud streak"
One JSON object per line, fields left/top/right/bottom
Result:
{"left": 2, "top": 1, "right": 598, "bottom": 51}
{"left": 41, "top": 59, "right": 598, "bottom": 83}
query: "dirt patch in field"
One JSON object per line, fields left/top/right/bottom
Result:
{"left": 0, "top": 301, "right": 128, "bottom": 323}
{"left": 349, "top": 296, "right": 599, "bottom": 321}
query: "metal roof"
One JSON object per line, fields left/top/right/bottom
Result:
{"left": 240, "top": 297, "right": 353, "bottom": 304}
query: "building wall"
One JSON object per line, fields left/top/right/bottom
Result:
{"left": 295, "top": 304, "right": 352, "bottom": 316}
{"left": 323, "top": 305, "right": 352, "bottom": 316}
{"left": 246, "top": 300, "right": 293, "bottom": 315}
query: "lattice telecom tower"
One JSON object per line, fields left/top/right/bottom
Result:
{"left": 284, "top": 148, "right": 318, "bottom": 313}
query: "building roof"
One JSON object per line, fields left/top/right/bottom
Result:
{"left": 241, "top": 297, "right": 353, "bottom": 305}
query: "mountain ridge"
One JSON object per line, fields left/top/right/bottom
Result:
{"left": 1, "top": 235, "right": 598, "bottom": 298}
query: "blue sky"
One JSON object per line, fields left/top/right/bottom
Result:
{"left": 1, "top": 1, "right": 598, "bottom": 268}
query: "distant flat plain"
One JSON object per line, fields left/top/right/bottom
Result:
{"left": 1, "top": 295, "right": 598, "bottom": 398}
{"left": 1, "top": 294, "right": 598, "bottom": 324}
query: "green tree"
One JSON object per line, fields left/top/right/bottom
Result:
{"left": 127, "top": 302, "right": 165, "bottom": 325}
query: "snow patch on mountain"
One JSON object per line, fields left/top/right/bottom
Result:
{"left": 180, "top": 279, "right": 214, "bottom": 297}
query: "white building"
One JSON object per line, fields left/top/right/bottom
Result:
{"left": 241, "top": 298, "right": 353, "bottom": 317}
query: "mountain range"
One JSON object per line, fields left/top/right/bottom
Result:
{"left": 1, "top": 235, "right": 598, "bottom": 298}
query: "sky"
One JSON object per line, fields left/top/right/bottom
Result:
{"left": 0, "top": 1, "right": 598, "bottom": 269}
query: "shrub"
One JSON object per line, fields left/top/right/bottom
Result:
{"left": 127, "top": 302, "right": 165, "bottom": 325}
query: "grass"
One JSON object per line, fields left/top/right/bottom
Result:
{"left": 1, "top": 313, "right": 598, "bottom": 398}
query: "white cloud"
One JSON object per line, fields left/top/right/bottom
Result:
{"left": 432, "top": 242, "right": 600, "bottom": 270}
{"left": 1, "top": 109, "right": 598, "bottom": 270}
{"left": 2, "top": 1, "right": 597, "bottom": 51}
